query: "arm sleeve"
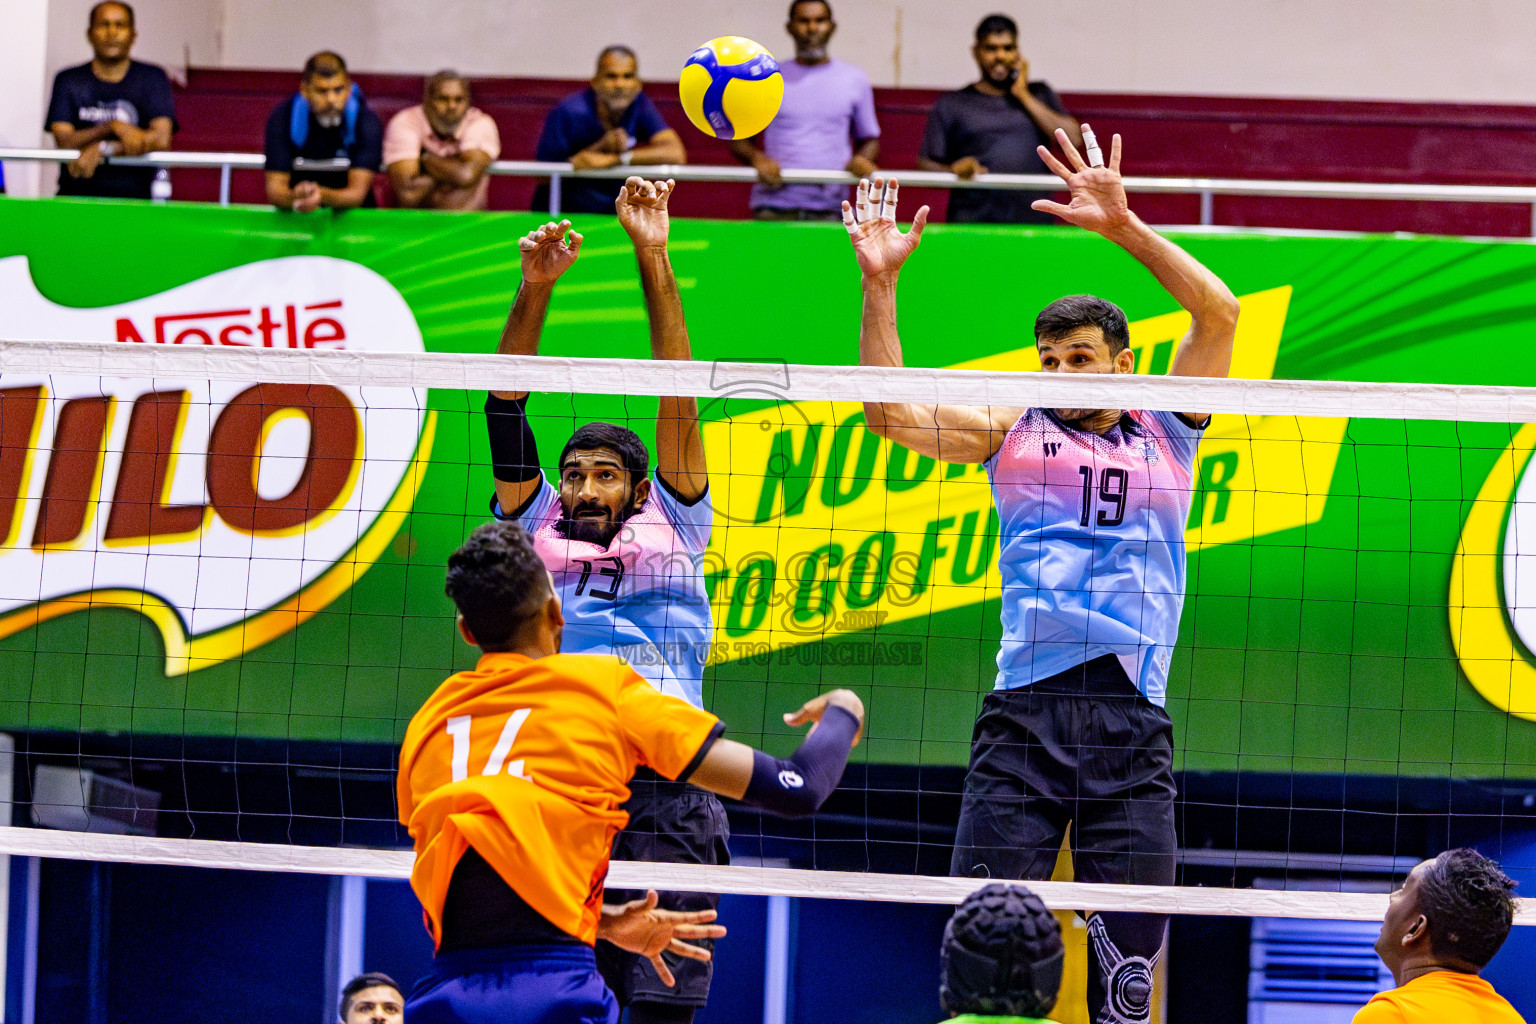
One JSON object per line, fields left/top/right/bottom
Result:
{"left": 649, "top": 475, "right": 713, "bottom": 554}
{"left": 618, "top": 667, "right": 723, "bottom": 780}
{"left": 919, "top": 101, "right": 950, "bottom": 164}
{"left": 264, "top": 103, "right": 295, "bottom": 173}
{"left": 738, "top": 706, "right": 859, "bottom": 818}
{"left": 354, "top": 108, "right": 385, "bottom": 170}
{"left": 633, "top": 94, "right": 670, "bottom": 142}
{"left": 144, "top": 66, "right": 177, "bottom": 129}
{"left": 851, "top": 74, "right": 881, "bottom": 140}
{"left": 45, "top": 72, "right": 73, "bottom": 129}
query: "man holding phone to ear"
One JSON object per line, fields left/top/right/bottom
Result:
{"left": 917, "top": 13, "right": 1081, "bottom": 223}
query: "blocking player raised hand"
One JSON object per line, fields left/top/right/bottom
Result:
{"left": 1030, "top": 124, "right": 1131, "bottom": 236}
{"left": 616, "top": 175, "right": 674, "bottom": 249}
{"left": 518, "top": 219, "right": 583, "bottom": 285}
{"left": 842, "top": 176, "right": 929, "bottom": 280}
{"left": 600, "top": 890, "right": 727, "bottom": 988}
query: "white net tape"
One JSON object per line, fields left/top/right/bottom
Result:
{"left": 5, "top": 338, "right": 1536, "bottom": 421}
{"left": 0, "top": 827, "right": 1531, "bottom": 923}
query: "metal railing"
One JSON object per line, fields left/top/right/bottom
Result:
{"left": 8, "top": 147, "right": 1536, "bottom": 234}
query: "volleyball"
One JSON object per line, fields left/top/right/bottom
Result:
{"left": 678, "top": 36, "right": 785, "bottom": 140}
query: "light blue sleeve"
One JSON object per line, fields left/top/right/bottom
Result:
{"left": 1141, "top": 409, "right": 1206, "bottom": 469}
{"left": 650, "top": 478, "right": 713, "bottom": 554}
{"left": 491, "top": 473, "right": 560, "bottom": 528}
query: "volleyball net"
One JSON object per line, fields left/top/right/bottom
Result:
{"left": 0, "top": 334, "right": 1528, "bottom": 921}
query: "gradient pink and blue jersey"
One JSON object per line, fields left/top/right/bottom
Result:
{"left": 985, "top": 407, "right": 1204, "bottom": 706}
{"left": 495, "top": 476, "right": 713, "bottom": 706}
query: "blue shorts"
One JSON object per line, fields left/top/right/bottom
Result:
{"left": 405, "top": 943, "right": 618, "bottom": 1024}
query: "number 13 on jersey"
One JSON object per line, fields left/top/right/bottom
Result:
{"left": 446, "top": 710, "right": 534, "bottom": 782}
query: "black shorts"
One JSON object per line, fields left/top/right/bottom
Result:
{"left": 950, "top": 655, "right": 1177, "bottom": 886}
{"left": 596, "top": 769, "right": 731, "bottom": 1008}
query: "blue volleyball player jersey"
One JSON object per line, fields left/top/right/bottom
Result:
{"left": 495, "top": 475, "right": 713, "bottom": 706}
{"left": 985, "top": 407, "right": 1204, "bottom": 706}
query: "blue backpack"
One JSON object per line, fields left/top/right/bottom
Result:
{"left": 289, "top": 83, "right": 362, "bottom": 151}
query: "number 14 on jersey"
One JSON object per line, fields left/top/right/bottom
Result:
{"left": 447, "top": 710, "right": 534, "bottom": 782}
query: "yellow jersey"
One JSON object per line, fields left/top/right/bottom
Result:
{"left": 1353, "top": 970, "right": 1526, "bottom": 1023}
{"left": 397, "top": 651, "right": 721, "bottom": 949}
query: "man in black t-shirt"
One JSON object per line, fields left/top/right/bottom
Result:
{"left": 46, "top": 1, "right": 176, "bottom": 199}
{"left": 263, "top": 51, "right": 383, "bottom": 213}
{"left": 918, "top": 14, "right": 1081, "bottom": 223}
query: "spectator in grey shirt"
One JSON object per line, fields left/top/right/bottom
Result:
{"left": 918, "top": 14, "right": 1081, "bottom": 223}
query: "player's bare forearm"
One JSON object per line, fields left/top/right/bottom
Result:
{"left": 491, "top": 281, "right": 554, "bottom": 400}
{"left": 1108, "top": 215, "right": 1240, "bottom": 379}
{"left": 637, "top": 247, "right": 707, "bottom": 499}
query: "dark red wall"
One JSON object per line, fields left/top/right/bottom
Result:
{"left": 169, "top": 68, "right": 1536, "bottom": 236}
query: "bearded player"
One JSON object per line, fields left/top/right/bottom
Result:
{"left": 484, "top": 176, "right": 724, "bottom": 1024}
{"left": 841, "top": 128, "right": 1239, "bottom": 1024}
{"left": 400, "top": 520, "right": 865, "bottom": 1023}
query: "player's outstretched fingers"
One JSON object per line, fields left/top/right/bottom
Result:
{"left": 566, "top": 229, "right": 584, "bottom": 255}
{"left": 1055, "top": 127, "right": 1089, "bottom": 171}
{"left": 1031, "top": 199, "right": 1071, "bottom": 219}
{"left": 855, "top": 177, "right": 873, "bottom": 223}
{"left": 1036, "top": 144, "right": 1074, "bottom": 182}
{"left": 879, "top": 178, "right": 897, "bottom": 221}
{"left": 668, "top": 938, "right": 715, "bottom": 962}
{"left": 841, "top": 199, "right": 858, "bottom": 232}
{"left": 909, "top": 204, "right": 931, "bottom": 241}
{"left": 1109, "top": 133, "right": 1123, "bottom": 172}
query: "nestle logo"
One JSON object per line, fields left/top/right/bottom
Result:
{"left": 114, "top": 300, "right": 347, "bottom": 349}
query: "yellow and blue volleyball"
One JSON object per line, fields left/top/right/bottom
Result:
{"left": 678, "top": 37, "right": 784, "bottom": 140}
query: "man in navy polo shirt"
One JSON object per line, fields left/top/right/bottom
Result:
{"left": 46, "top": 1, "right": 176, "bottom": 199}
{"left": 264, "top": 51, "right": 383, "bottom": 213}
{"left": 532, "top": 46, "right": 686, "bottom": 214}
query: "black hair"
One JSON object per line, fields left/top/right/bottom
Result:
{"left": 1035, "top": 294, "right": 1131, "bottom": 355}
{"left": 89, "top": 1, "right": 134, "bottom": 28}
{"left": 597, "top": 45, "right": 639, "bottom": 70}
{"left": 1417, "top": 848, "right": 1519, "bottom": 969}
{"left": 975, "top": 14, "right": 1018, "bottom": 43}
{"left": 302, "top": 51, "right": 349, "bottom": 83}
{"left": 444, "top": 521, "right": 553, "bottom": 649}
{"left": 339, "top": 972, "right": 400, "bottom": 1019}
{"left": 789, "top": 0, "right": 833, "bottom": 19}
{"left": 425, "top": 69, "right": 469, "bottom": 98}
{"left": 941, "top": 883, "right": 1064, "bottom": 1018}
{"left": 560, "top": 422, "right": 649, "bottom": 482}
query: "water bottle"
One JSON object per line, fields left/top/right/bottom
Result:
{"left": 151, "top": 169, "right": 171, "bottom": 204}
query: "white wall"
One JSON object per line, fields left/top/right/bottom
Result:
{"left": 212, "top": 0, "right": 1536, "bottom": 104}
{"left": 0, "top": 0, "right": 52, "bottom": 196}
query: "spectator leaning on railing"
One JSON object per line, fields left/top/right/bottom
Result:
{"left": 729, "top": 0, "right": 880, "bottom": 221}
{"left": 385, "top": 70, "right": 501, "bottom": 211}
{"left": 917, "top": 13, "right": 1080, "bottom": 223}
{"left": 532, "top": 46, "right": 686, "bottom": 215}
{"left": 264, "top": 51, "right": 383, "bottom": 213}
{"left": 46, "top": 1, "right": 175, "bottom": 199}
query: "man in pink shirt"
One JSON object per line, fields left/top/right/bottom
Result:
{"left": 385, "top": 71, "right": 501, "bottom": 211}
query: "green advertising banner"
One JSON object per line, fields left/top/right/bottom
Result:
{"left": 1, "top": 197, "right": 1534, "bottom": 780}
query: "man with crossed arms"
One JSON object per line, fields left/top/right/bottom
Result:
{"left": 841, "top": 127, "right": 1239, "bottom": 1024}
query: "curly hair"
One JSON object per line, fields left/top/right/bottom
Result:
{"left": 1417, "top": 848, "right": 1519, "bottom": 969}
{"left": 444, "top": 521, "right": 552, "bottom": 648}
{"left": 940, "top": 883, "right": 1064, "bottom": 1018}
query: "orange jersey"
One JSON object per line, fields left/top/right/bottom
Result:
{"left": 397, "top": 651, "right": 721, "bottom": 949}
{"left": 1353, "top": 970, "right": 1526, "bottom": 1023}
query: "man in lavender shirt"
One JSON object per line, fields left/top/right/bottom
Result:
{"left": 730, "top": 0, "right": 880, "bottom": 220}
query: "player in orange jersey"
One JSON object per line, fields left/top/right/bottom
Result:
{"left": 399, "top": 519, "right": 865, "bottom": 1024}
